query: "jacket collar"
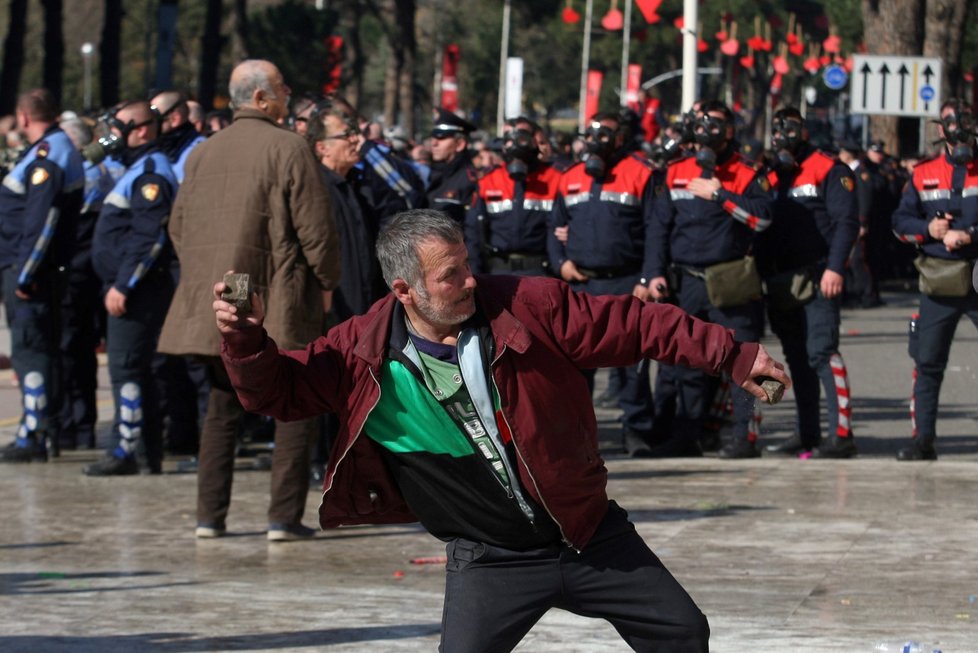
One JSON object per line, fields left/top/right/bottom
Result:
{"left": 232, "top": 107, "right": 282, "bottom": 127}
{"left": 352, "top": 276, "right": 532, "bottom": 367}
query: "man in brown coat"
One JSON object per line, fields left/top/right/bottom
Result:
{"left": 157, "top": 59, "right": 340, "bottom": 541}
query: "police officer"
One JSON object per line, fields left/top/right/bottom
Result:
{"left": 58, "top": 117, "right": 114, "bottom": 451}
{"left": 465, "top": 117, "right": 561, "bottom": 276}
{"left": 150, "top": 90, "right": 210, "bottom": 457}
{"left": 647, "top": 100, "right": 772, "bottom": 459}
{"left": 757, "top": 107, "right": 860, "bottom": 459}
{"left": 548, "top": 111, "right": 657, "bottom": 456}
{"left": 0, "top": 89, "right": 83, "bottom": 463}
{"left": 426, "top": 107, "right": 479, "bottom": 224}
{"left": 838, "top": 139, "right": 883, "bottom": 308}
{"left": 891, "top": 99, "right": 978, "bottom": 461}
{"left": 84, "top": 100, "right": 179, "bottom": 475}
{"left": 150, "top": 90, "right": 206, "bottom": 184}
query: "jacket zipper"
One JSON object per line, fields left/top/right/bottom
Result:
{"left": 491, "top": 344, "right": 578, "bottom": 552}
{"left": 323, "top": 366, "right": 382, "bottom": 497}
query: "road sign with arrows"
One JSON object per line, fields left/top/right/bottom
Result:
{"left": 851, "top": 55, "right": 942, "bottom": 117}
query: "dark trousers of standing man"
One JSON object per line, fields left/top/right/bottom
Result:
{"left": 664, "top": 271, "right": 763, "bottom": 445}
{"left": 912, "top": 291, "right": 978, "bottom": 442}
{"left": 105, "top": 269, "right": 174, "bottom": 472}
{"left": 3, "top": 266, "right": 64, "bottom": 455}
{"left": 767, "top": 288, "right": 848, "bottom": 447}
{"left": 197, "top": 358, "right": 317, "bottom": 529}
{"left": 59, "top": 261, "right": 101, "bottom": 450}
{"left": 439, "top": 501, "right": 709, "bottom": 652}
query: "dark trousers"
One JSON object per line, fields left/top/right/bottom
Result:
{"left": 197, "top": 358, "right": 317, "bottom": 527}
{"left": 59, "top": 262, "right": 101, "bottom": 449}
{"left": 912, "top": 291, "right": 978, "bottom": 441}
{"left": 578, "top": 275, "right": 655, "bottom": 433}
{"left": 105, "top": 270, "right": 174, "bottom": 469}
{"left": 663, "top": 272, "right": 763, "bottom": 443}
{"left": 767, "top": 287, "right": 850, "bottom": 443}
{"left": 3, "top": 266, "right": 64, "bottom": 445}
{"left": 439, "top": 502, "right": 709, "bottom": 652}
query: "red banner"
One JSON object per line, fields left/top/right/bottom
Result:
{"left": 585, "top": 69, "right": 603, "bottom": 122}
{"left": 322, "top": 35, "right": 343, "bottom": 94}
{"left": 440, "top": 44, "right": 460, "bottom": 113}
{"left": 625, "top": 64, "right": 642, "bottom": 111}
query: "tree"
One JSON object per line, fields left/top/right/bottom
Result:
{"left": 198, "top": 0, "right": 224, "bottom": 109}
{"left": 100, "top": 0, "right": 123, "bottom": 108}
{"left": 41, "top": 0, "right": 64, "bottom": 104}
{"left": 0, "top": 0, "right": 28, "bottom": 114}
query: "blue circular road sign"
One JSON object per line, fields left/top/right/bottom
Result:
{"left": 823, "top": 65, "right": 848, "bottom": 90}
{"left": 920, "top": 85, "right": 936, "bottom": 102}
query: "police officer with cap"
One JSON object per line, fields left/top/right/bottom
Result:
{"left": 0, "top": 89, "right": 84, "bottom": 463}
{"left": 426, "top": 107, "right": 479, "bottom": 224}
{"left": 464, "top": 116, "right": 561, "bottom": 276}
{"left": 85, "top": 100, "right": 179, "bottom": 475}
{"left": 892, "top": 98, "right": 978, "bottom": 461}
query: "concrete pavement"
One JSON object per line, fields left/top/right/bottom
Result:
{"left": 1, "top": 288, "right": 977, "bottom": 652}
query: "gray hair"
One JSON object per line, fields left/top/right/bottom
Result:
{"left": 376, "top": 209, "right": 464, "bottom": 289}
{"left": 228, "top": 60, "right": 278, "bottom": 110}
{"left": 60, "top": 117, "right": 92, "bottom": 149}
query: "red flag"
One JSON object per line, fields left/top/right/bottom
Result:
{"left": 440, "top": 44, "right": 460, "bottom": 113}
{"left": 585, "top": 70, "right": 603, "bottom": 121}
{"left": 322, "top": 35, "right": 343, "bottom": 94}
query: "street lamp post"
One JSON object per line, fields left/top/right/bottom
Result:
{"left": 81, "top": 42, "right": 94, "bottom": 112}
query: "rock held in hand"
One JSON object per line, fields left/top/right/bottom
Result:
{"left": 222, "top": 272, "right": 253, "bottom": 314}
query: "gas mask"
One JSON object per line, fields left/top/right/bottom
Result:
{"left": 583, "top": 122, "right": 619, "bottom": 178}
{"left": 502, "top": 128, "right": 540, "bottom": 180}
{"left": 81, "top": 112, "right": 146, "bottom": 164}
{"left": 771, "top": 116, "right": 805, "bottom": 172}
{"left": 692, "top": 114, "right": 728, "bottom": 153}
{"left": 941, "top": 109, "right": 976, "bottom": 166}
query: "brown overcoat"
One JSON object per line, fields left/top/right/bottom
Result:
{"left": 158, "top": 108, "right": 340, "bottom": 355}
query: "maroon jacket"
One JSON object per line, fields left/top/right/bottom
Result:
{"left": 222, "top": 274, "right": 759, "bottom": 549}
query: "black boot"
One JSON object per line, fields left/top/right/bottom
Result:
{"left": 622, "top": 428, "right": 653, "bottom": 458}
{"left": 896, "top": 439, "right": 937, "bottom": 461}
{"left": 717, "top": 439, "right": 760, "bottom": 459}
{"left": 812, "top": 436, "right": 858, "bottom": 459}
{"left": 764, "top": 434, "right": 818, "bottom": 457}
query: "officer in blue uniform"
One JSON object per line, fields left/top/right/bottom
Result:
{"left": 892, "top": 99, "right": 978, "bottom": 461}
{"left": 647, "top": 101, "right": 773, "bottom": 459}
{"left": 58, "top": 117, "right": 115, "bottom": 451}
{"left": 151, "top": 89, "right": 210, "bottom": 457}
{"left": 84, "top": 100, "right": 179, "bottom": 476}
{"left": 426, "top": 107, "right": 480, "bottom": 225}
{"left": 0, "top": 89, "right": 84, "bottom": 463}
{"left": 756, "top": 107, "right": 860, "bottom": 459}
{"left": 465, "top": 116, "right": 561, "bottom": 276}
{"left": 549, "top": 111, "right": 658, "bottom": 456}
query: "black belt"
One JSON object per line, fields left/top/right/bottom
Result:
{"left": 576, "top": 265, "right": 640, "bottom": 279}
{"left": 489, "top": 253, "right": 548, "bottom": 272}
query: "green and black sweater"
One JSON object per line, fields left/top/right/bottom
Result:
{"left": 363, "top": 307, "right": 560, "bottom": 549}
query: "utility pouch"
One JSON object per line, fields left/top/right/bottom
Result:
{"left": 764, "top": 266, "right": 818, "bottom": 311}
{"left": 703, "top": 256, "right": 762, "bottom": 308}
{"left": 913, "top": 254, "right": 972, "bottom": 297}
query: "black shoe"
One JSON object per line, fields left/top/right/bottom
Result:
{"left": 0, "top": 441, "right": 46, "bottom": 463}
{"left": 83, "top": 454, "right": 139, "bottom": 476}
{"left": 622, "top": 428, "right": 653, "bottom": 458}
{"left": 896, "top": 440, "right": 937, "bottom": 461}
{"left": 718, "top": 439, "right": 760, "bottom": 459}
{"left": 764, "top": 434, "right": 817, "bottom": 457}
{"left": 812, "top": 436, "right": 858, "bottom": 459}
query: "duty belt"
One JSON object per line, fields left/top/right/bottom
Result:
{"left": 576, "top": 265, "right": 640, "bottom": 279}
{"left": 489, "top": 252, "right": 548, "bottom": 272}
